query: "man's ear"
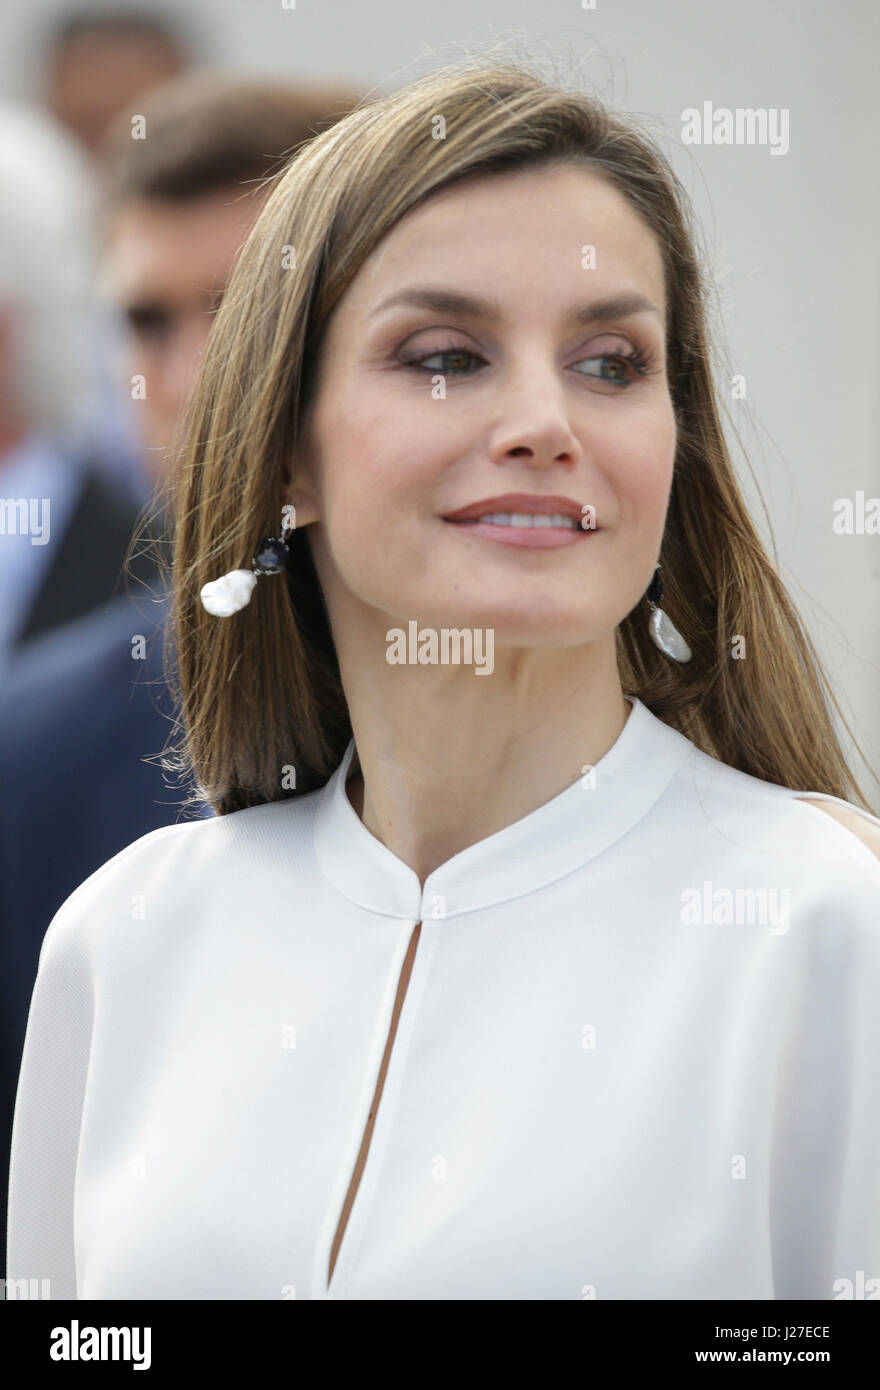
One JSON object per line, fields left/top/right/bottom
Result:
{"left": 0, "top": 300, "right": 18, "bottom": 380}
{"left": 0, "top": 301, "right": 26, "bottom": 434}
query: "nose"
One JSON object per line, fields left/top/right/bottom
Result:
{"left": 487, "top": 356, "right": 584, "bottom": 471}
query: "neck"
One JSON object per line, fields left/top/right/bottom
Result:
{"left": 339, "top": 624, "right": 629, "bottom": 888}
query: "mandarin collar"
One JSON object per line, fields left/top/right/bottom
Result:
{"left": 312, "top": 696, "right": 696, "bottom": 921}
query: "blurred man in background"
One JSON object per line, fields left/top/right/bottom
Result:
{"left": 1, "top": 72, "right": 364, "bottom": 1274}
{"left": 98, "top": 73, "right": 361, "bottom": 469}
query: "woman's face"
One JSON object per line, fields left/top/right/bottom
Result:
{"left": 290, "top": 162, "right": 677, "bottom": 648}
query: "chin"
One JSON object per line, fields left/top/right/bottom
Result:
{"left": 422, "top": 599, "right": 598, "bottom": 642}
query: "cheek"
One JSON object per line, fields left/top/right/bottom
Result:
{"left": 615, "top": 403, "right": 676, "bottom": 514}
{"left": 309, "top": 419, "right": 420, "bottom": 586}
{"left": 319, "top": 391, "right": 436, "bottom": 529}
{"left": 628, "top": 453, "right": 674, "bottom": 522}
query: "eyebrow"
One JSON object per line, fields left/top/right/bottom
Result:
{"left": 369, "top": 286, "right": 662, "bottom": 326}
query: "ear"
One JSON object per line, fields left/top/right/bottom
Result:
{"left": 283, "top": 426, "right": 321, "bottom": 523}
{"left": 796, "top": 798, "right": 880, "bottom": 863}
{"left": 281, "top": 479, "right": 320, "bottom": 529}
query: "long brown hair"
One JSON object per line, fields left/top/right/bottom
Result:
{"left": 146, "top": 58, "right": 875, "bottom": 816}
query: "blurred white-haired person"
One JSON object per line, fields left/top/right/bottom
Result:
{"left": 0, "top": 101, "right": 145, "bottom": 677}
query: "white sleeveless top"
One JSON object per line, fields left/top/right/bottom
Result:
{"left": 7, "top": 695, "right": 880, "bottom": 1299}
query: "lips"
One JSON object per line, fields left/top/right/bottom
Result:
{"left": 443, "top": 493, "right": 591, "bottom": 525}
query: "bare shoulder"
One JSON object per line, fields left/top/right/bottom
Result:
{"left": 796, "top": 798, "right": 880, "bottom": 862}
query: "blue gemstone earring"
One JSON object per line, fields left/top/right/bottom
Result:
{"left": 646, "top": 565, "right": 692, "bottom": 662}
{"left": 200, "top": 505, "right": 295, "bottom": 616}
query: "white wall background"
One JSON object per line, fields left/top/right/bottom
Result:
{"left": 2, "top": 0, "right": 877, "bottom": 802}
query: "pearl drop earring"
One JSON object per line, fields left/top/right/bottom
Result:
{"left": 199, "top": 505, "right": 295, "bottom": 617}
{"left": 645, "top": 565, "right": 692, "bottom": 662}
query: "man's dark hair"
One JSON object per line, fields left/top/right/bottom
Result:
{"left": 97, "top": 72, "right": 366, "bottom": 215}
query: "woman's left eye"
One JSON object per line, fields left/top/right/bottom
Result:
{"left": 398, "top": 345, "right": 653, "bottom": 386}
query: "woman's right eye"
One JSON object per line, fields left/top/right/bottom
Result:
{"left": 399, "top": 346, "right": 482, "bottom": 376}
